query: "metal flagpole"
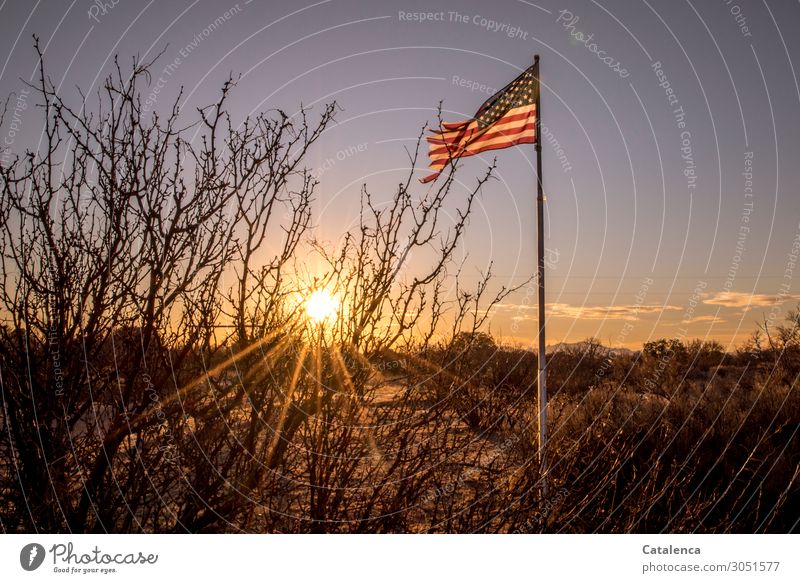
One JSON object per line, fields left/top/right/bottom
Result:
{"left": 533, "top": 54, "right": 548, "bottom": 498}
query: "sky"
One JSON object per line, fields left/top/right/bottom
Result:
{"left": 2, "top": 0, "right": 799, "bottom": 349}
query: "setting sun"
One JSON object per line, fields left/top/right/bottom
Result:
{"left": 305, "top": 289, "right": 338, "bottom": 323}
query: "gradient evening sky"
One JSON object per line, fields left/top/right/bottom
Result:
{"left": 2, "top": 0, "right": 799, "bottom": 349}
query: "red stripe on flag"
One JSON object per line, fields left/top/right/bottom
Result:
{"left": 420, "top": 102, "right": 537, "bottom": 184}
{"left": 420, "top": 132, "right": 538, "bottom": 183}
{"left": 426, "top": 106, "right": 535, "bottom": 145}
{"left": 428, "top": 119, "right": 536, "bottom": 158}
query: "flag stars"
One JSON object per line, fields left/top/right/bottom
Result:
{"left": 468, "top": 67, "right": 537, "bottom": 127}
{"left": 422, "top": 64, "right": 539, "bottom": 182}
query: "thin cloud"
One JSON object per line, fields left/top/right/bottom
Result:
{"left": 702, "top": 291, "right": 800, "bottom": 309}
{"left": 500, "top": 302, "right": 682, "bottom": 321}
{"left": 684, "top": 315, "right": 725, "bottom": 324}
{"left": 548, "top": 303, "right": 682, "bottom": 321}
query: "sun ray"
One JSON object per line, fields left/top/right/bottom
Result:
{"left": 314, "top": 331, "right": 324, "bottom": 419}
{"left": 391, "top": 350, "right": 468, "bottom": 387}
{"left": 265, "top": 344, "right": 309, "bottom": 467}
{"left": 340, "top": 348, "right": 389, "bottom": 385}
{"left": 329, "top": 346, "right": 386, "bottom": 465}
{"left": 238, "top": 333, "right": 294, "bottom": 388}
{"left": 124, "top": 329, "right": 286, "bottom": 429}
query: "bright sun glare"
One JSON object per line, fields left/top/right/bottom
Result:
{"left": 305, "top": 289, "right": 337, "bottom": 323}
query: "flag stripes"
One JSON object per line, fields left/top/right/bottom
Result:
{"left": 421, "top": 64, "right": 539, "bottom": 183}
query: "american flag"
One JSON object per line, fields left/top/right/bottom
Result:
{"left": 421, "top": 63, "right": 539, "bottom": 183}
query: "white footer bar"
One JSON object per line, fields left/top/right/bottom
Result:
{"left": 1, "top": 534, "right": 796, "bottom": 582}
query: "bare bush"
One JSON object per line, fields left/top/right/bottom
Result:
{"left": 0, "top": 40, "right": 335, "bottom": 532}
